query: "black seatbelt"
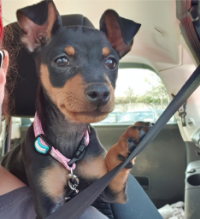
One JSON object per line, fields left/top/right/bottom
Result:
{"left": 46, "top": 65, "right": 200, "bottom": 219}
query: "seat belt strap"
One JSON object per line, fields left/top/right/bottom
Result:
{"left": 46, "top": 65, "right": 200, "bottom": 219}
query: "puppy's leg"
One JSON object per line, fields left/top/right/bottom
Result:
{"left": 27, "top": 161, "right": 68, "bottom": 219}
{"left": 105, "top": 122, "right": 152, "bottom": 203}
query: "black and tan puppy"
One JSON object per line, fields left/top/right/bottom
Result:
{"left": 1, "top": 1, "right": 152, "bottom": 218}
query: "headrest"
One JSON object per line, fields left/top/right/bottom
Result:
{"left": 4, "top": 15, "right": 94, "bottom": 117}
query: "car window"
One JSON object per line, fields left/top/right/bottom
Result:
{"left": 93, "top": 67, "right": 175, "bottom": 125}
{"left": 118, "top": 111, "right": 155, "bottom": 123}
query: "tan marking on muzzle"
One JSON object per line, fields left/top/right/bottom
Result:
{"left": 40, "top": 65, "right": 115, "bottom": 123}
{"left": 65, "top": 46, "right": 75, "bottom": 56}
{"left": 102, "top": 47, "right": 111, "bottom": 57}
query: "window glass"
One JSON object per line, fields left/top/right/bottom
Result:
{"left": 93, "top": 68, "right": 175, "bottom": 125}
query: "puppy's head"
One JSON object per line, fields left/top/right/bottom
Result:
{"left": 17, "top": 0, "right": 141, "bottom": 123}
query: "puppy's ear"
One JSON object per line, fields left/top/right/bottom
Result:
{"left": 100, "top": 10, "right": 141, "bottom": 59}
{"left": 17, "top": 0, "right": 62, "bottom": 53}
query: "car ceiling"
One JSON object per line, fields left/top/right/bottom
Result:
{"left": 2, "top": 0, "right": 200, "bottom": 142}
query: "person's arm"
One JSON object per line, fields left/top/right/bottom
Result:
{"left": 0, "top": 165, "right": 25, "bottom": 195}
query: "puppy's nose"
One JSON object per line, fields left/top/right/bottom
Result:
{"left": 86, "top": 84, "right": 110, "bottom": 106}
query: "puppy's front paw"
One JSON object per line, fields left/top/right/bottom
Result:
{"left": 105, "top": 122, "right": 153, "bottom": 203}
{"left": 117, "top": 137, "right": 137, "bottom": 169}
{"left": 117, "top": 122, "right": 153, "bottom": 167}
{"left": 105, "top": 121, "right": 153, "bottom": 171}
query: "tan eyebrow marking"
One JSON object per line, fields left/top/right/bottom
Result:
{"left": 102, "top": 47, "right": 111, "bottom": 57}
{"left": 65, "top": 46, "right": 75, "bottom": 56}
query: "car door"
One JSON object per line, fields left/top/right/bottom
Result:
{"left": 94, "top": 123, "right": 185, "bottom": 208}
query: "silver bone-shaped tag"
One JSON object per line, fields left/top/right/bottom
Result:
{"left": 68, "top": 168, "right": 79, "bottom": 193}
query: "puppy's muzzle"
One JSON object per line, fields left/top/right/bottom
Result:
{"left": 86, "top": 84, "right": 110, "bottom": 106}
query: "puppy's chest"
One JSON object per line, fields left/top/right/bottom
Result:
{"left": 43, "top": 152, "right": 108, "bottom": 198}
{"left": 61, "top": 138, "right": 108, "bottom": 181}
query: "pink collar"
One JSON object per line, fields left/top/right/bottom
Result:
{"left": 33, "top": 112, "right": 89, "bottom": 171}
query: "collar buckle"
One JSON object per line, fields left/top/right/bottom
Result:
{"left": 68, "top": 137, "right": 87, "bottom": 166}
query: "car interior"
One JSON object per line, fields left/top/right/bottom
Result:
{"left": 1, "top": 0, "right": 200, "bottom": 218}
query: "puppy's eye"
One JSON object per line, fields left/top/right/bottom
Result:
{"left": 54, "top": 56, "right": 69, "bottom": 67}
{"left": 105, "top": 58, "right": 117, "bottom": 69}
